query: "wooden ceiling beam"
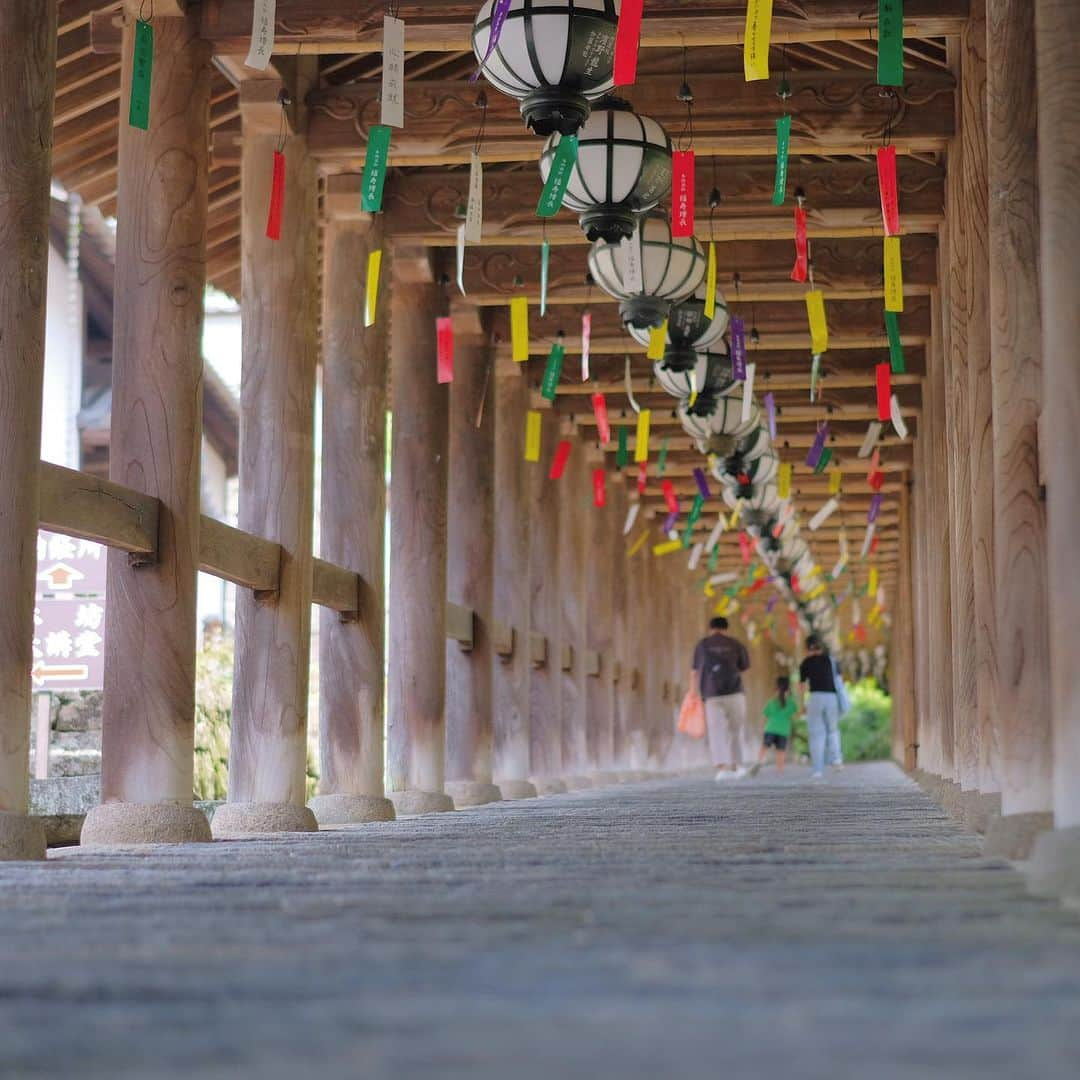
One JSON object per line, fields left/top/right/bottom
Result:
{"left": 361, "top": 158, "right": 944, "bottom": 247}
{"left": 197, "top": 1, "right": 969, "bottom": 57}
{"left": 306, "top": 70, "right": 954, "bottom": 166}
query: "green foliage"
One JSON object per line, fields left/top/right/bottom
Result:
{"left": 839, "top": 678, "right": 893, "bottom": 761}
{"left": 193, "top": 632, "right": 320, "bottom": 802}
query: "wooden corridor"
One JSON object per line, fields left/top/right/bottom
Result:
{"left": 3, "top": 766, "right": 1080, "bottom": 1078}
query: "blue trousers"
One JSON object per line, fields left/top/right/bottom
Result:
{"left": 806, "top": 692, "right": 842, "bottom": 775}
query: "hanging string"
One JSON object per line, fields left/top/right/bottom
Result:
{"left": 473, "top": 89, "right": 488, "bottom": 155}
{"left": 677, "top": 46, "right": 695, "bottom": 152}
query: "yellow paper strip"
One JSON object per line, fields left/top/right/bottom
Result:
{"left": 364, "top": 249, "right": 382, "bottom": 327}
{"left": 704, "top": 581, "right": 716, "bottom": 597}
{"left": 524, "top": 409, "right": 542, "bottom": 461}
{"left": 805, "top": 289, "right": 828, "bottom": 354}
{"left": 646, "top": 320, "right": 668, "bottom": 361}
{"left": 634, "top": 409, "right": 651, "bottom": 463}
{"left": 628, "top": 529, "right": 649, "bottom": 557}
{"left": 653, "top": 539, "right": 682, "bottom": 556}
{"left": 726, "top": 498, "right": 743, "bottom": 529}
{"left": 868, "top": 566, "right": 879, "bottom": 596}
{"left": 805, "top": 583, "right": 826, "bottom": 600}
{"left": 777, "top": 462, "right": 792, "bottom": 500}
{"left": 883, "top": 236, "right": 904, "bottom": 312}
{"left": 743, "top": 0, "right": 774, "bottom": 82}
{"left": 704, "top": 243, "right": 717, "bottom": 318}
{"left": 510, "top": 296, "right": 529, "bottom": 362}
{"left": 828, "top": 467, "right": 842, "bottom": 495}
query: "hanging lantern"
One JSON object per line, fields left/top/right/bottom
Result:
{"left": 471, "top": 0, "right": 620, "bottom": 137}
{"left": 540, "top": 98, "right": 671, "bottom": 242}
{"left": 722, "top": 482, "right": 782, "bottom": 517}
{"left": 588, "top": 211, "right": 706, "bottom": 329}
{"left": 652, "top": 346, "right": 733, "bottom": 405}
{"left": 627, "top": 283, "right": 730, "bottom": 371}
{"left": 677, "top": 390, "right": 759, "bottom": 456}
{"left": 714, "top": 446, "right": 780, "bottom": 491}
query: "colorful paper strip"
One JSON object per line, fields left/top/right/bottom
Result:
{"left": 360, "top": 125, "right": 392, "bottom": 212}
{"left": 791, "top": 205, "right": 809, "bottom": 282}
{"left": 693, "top": 467, "right": 711, "bottom": 500}
{"left": 266, "top": 150, "right": 285, "bottom": 240}
{"left": 875, "top": 362, "right": 891, "bottom": 421}
{"left": 472, "top": 0, "right": 512, "bottom": 83}
{"left": 876, "top": 145, "right": 900, "bottom": 236}
{"left": 581, "top": 312, "right": 592, "bottom": 381}
{"left": 593, "top": 468, "right": 607, "bottom": 508}
{"left": 772, "top": 113, "right": 792, "bottom": 206}
{"left": 436, "top": 317, "right": 454, "bottom": 384}
{"left": 730, "top": 316, "right": 747, "bottom": 380}
{"left": 510, "top": 296, "right": 529, "bottom": 362}
{"left": 591, "top": 391, "right": 610, "bottom": 445}
{"left": 129, "top": 19, "right": 154, "bottom": 130}
{"left": 885, "top": 309, "right": 906, "bottom": 373}
{"left": 672, "top": 151, "right": 695, "bottom": 237}
{"left": 647, "top": 321, "right": 667, "bottom": 361}
{"left": 537, "top": 134, "right": 579, "bottom": 217}
{"left": 877, "top": 0, "right": 905, "bottom": 87}
{"left": 744, "top": 0, "right": 774, "bottom": 82}
{"left": 777, "top": 463, "right": 792, "bottom": 500}
{"left": 364, "top": 249, "right": 382, "bottom": 328}
{"left": 662, "top": 478, "right": 679, "bottom": 514}
{"left": 805, "top": 290, "right": 829, "bottom": 354}
{"left": 883, "top": 236, "right": 904, "bottom": 312}
{"left": 764, "top": 391, "right": 777, "bottom": 439}
{"left": 634, "top": 409, "right": 651, "bottom": 463}
{"left": 705, "top": 243, "right": 717, "bottom": 318}
{"left": 549, "top": 439, "right": 572, "bottom": 480}
{"left": 540, "top": 341, "right": 565, "bottom": 401}
{"left": 613, "top": 0, "right": 644, "bottom": 86}
{"left": 524, "top": 410, "right": 542, "bottom": 462}
{"left": 805, "top": 424, "right": 829, "bottom": 469}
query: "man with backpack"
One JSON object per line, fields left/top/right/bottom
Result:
{"left": 689, "top": 616, "right": 751, "bottom": 780}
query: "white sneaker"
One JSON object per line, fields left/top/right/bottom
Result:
{"left": 733, "top": 766, "right": 748, "bottom": 779}
{"left": 811, "top": 772, "right": 826, "bottom": 783}
{"left": 831, "top": 762, "right": 845, "bottom": 771}
{"left": 714, "top": 769, "right": 736, "bottom": 782}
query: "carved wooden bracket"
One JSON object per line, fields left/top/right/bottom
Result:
{"left": 584, "top": 650, "right": 601, "bottom": 678}
{"left": 560, "top": 643, "right": 574, "bottom": 673}
{"left": 529, "top": 632, "right": 548, "bottom": 669}
{"left": 445, "top": 601, "right": 474, "bottom": 651}
{"left": 493, "top": 620, "right": 515, "bottom": 659}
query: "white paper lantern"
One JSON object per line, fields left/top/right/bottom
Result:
{"left": 627, "top": 282, "right": 729, "bottom": 370}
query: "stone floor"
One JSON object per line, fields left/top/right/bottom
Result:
{"left": 2, "top": 763, "right": 1079, "bottom": 1079}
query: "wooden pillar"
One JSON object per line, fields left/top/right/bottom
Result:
{"left": 923, "top": 287, "right": 955, "bottom": 780}
{"left": 959, "top": 0, "right": 1001, "bottom": 814}
{"left": 559, "top": 435, "right": 590, "bottom": 788}
{"left": 385, "top": 275, "right": 454, "bottom": 814}
{"left": 584, "top": 449, "right": 616, "bottom": 781}
{"left": 944, "top": 31, "right": 980, "bottom": 795}
{"left": 984, "top": 0, "right": 1054, "bottom": 855}
{"left": 213, "top": 75, "right": 320, "bottom": 838}
{"left": 308, "top": 212, "right": 394, "bottom": 826}
{"left": 0, "top": 0, "right": 55, "bottom": 860}
{"left": 527, "top": 410, "right": 564, "bottom": 793}
{"left": 610, "top": 483, "right": 631, "bottom": 772}
{"left": 492, "top": 370, "right": 537, "bottom": 798}
{"left": 911, "top": 421, "right": 931, "bottom": 770}
{"left": 444, "top": 334, "right": 501, "bottom": 807}
{"left": 892, "top": 481, "right": 919, "bottom": 771}
{"left": 83, "top": 11, "right": 213, "bottom": 845}
{"left": 1027, "top": 0, "right": 1080, "bottom": 902}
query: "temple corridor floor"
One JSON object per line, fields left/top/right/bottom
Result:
{"left": 2, "top": 763, "right": 1080, "bottom": 1078}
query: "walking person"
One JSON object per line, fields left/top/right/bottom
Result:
{"left": 798, "top": 635, "right": 844, "bottom": 781}
{"left": 688, "top": 616, "right": 751, "bottom": 781}
{"left": 751, "top": 675, "right": 799, "bottom": 775}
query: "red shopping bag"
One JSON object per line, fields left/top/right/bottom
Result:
{"left": 677, "top": 690, "right": 706, "bottom": 739}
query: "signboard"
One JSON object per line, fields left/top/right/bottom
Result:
{"left": 33, "top": 530, "right": 107, "bottom": 691}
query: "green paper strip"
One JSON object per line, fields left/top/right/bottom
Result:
{"left": 877, "top": 0, "right": 904, "bottom": 87}
{"left": 616, "top": 426, "right": 629, "bottom": 468}
{"left": 540, "top": 239, "right": 550, "bottom": 317}
{"left": 885, "top": 309, "right": 906, "bottom": 373}
{"left": 360, "top": 125, "right": 393, "bottom": 212}
{"left": 657, "top": 437, "right": 669, "bottom": 475}
{"left": 537, "top": 134, "right": 579, "bottom": 218}
{"left": 708, "top": 544, "right": 721, "bottom": 571}
{"left": 682, "top": 494, "right": 705, "bottom": 547}
{"left": 814, "top": 446, "right": 833, "bottom": 475}
{"left": 540, "top": 342, "right": 565, "bottom": 401}
{"left": 129, "top": 19, "right": 153, "bottom": 130}
{"left": 772, "top": 114, "right": 792, "bottom": 207}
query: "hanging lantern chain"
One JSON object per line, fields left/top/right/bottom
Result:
{"left": 676, "top": 44, "right": 695, "bottom": 152}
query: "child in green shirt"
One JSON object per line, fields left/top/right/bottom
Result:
{"left": 753, "top": 676, "right": 799, "bottom": 774}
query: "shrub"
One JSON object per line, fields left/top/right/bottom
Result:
{"left": 839, "top": 678, "right": 893, "bottom": 761}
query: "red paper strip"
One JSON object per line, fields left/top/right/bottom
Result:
{"left": 790, "top": 205, "right": 808, "bottom": 282}
{"left": 791, "top": 574, "right": 800, "bottom": 594}
{"left": 870, "top": 535, "right": 880, "bottom": 554}
{"left": 549, "top": 439, "right": 572, "bottom": 480}
{"left": 739, "top": 531, "right": 752, "bottom": 565}
{"left": 672, "top": 150, "right": 695, "bottom": 238}
{"left": 662, "top": 478, "right": 679, "bottom": 514}
{"left": 591, "top": 391, "right": 611, "bottom": 445}
{"left": 876, "top": 145, "right": 900, "bottom": 236}
{"left": 266, "top": 150, "right": 285, "bottom": 240}
{"left": 637, "top": 460, "right": 648, "bottom": 493}
{"left": 868, "top": 469, "right": 885, "bottom": 492}
{"left": 875, "top": 362, "right": 891, "bottom": 421}
{"left": 436, "top": 316, "right": 454, "bottom": 383}
{"left": 749, "top": 577, "right": 767, "bottom": 594}
{"left": 613, "top": 0, "right": 644, "bottom": 86}
{"left": 593, "top": 468, "right": 607, "bottom": 508}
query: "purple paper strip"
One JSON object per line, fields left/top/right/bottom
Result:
{"left": 693, "top": 467, "right": 711, "bottom": 499}
{"left": 805, "top": 423, "right": 829, "bottom": 469}
{"left": 730, "top": 315, "right": 747, "bottom": 381}
{"left": 765, "top": 392, "right": 777, "bottom": 440}
{"left": 471, "top": 0, "right": 512, "bottom": 83}
{"left": 868, "top": 492, "right": 883, "bottom": 523}
{"left": 663, "top": 510, "right": 679, "bottom": 533}
{"left": 766, "top": 596, "right": 778, "bottom": 613}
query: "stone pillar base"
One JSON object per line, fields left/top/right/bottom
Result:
{"left": 389, "top": 790, "right": 455, "bottom": 815}
{"left": 1027, "top": 826, "right": 1080, "bottom": 909}
{"left": 983, "top": 811, "right": 1054, "bottom": 860}
{"left": 937, "top": 780, "right": 964, "bottom": 817}
{"left": 960, "top": 791, "right": 1001, "bottom": 835}
{"left": 0, "top": 811, "right": 47, "bottom": 861}
{"left": 496, "top": 779, "right": 537, "bottom": 800}
{"left": 589, "top": 771, "right": 622, "bottom": 787}
{"left": 210, "top": 802, "right": 318, "bottom": 840}
{"left": 562, "top": 775, "right": 595, "bottom": 791}
{"left": 81, "top": 802, "right": 211, "bottom": 846}
{"left": 445, "top": 781, "right": 503, "bottom": 808}
{"left": 308, "top": 793, "right": 396, "bottom": 825}
{"left": 531, "top": 777, "right": 568, "bottom": 795}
